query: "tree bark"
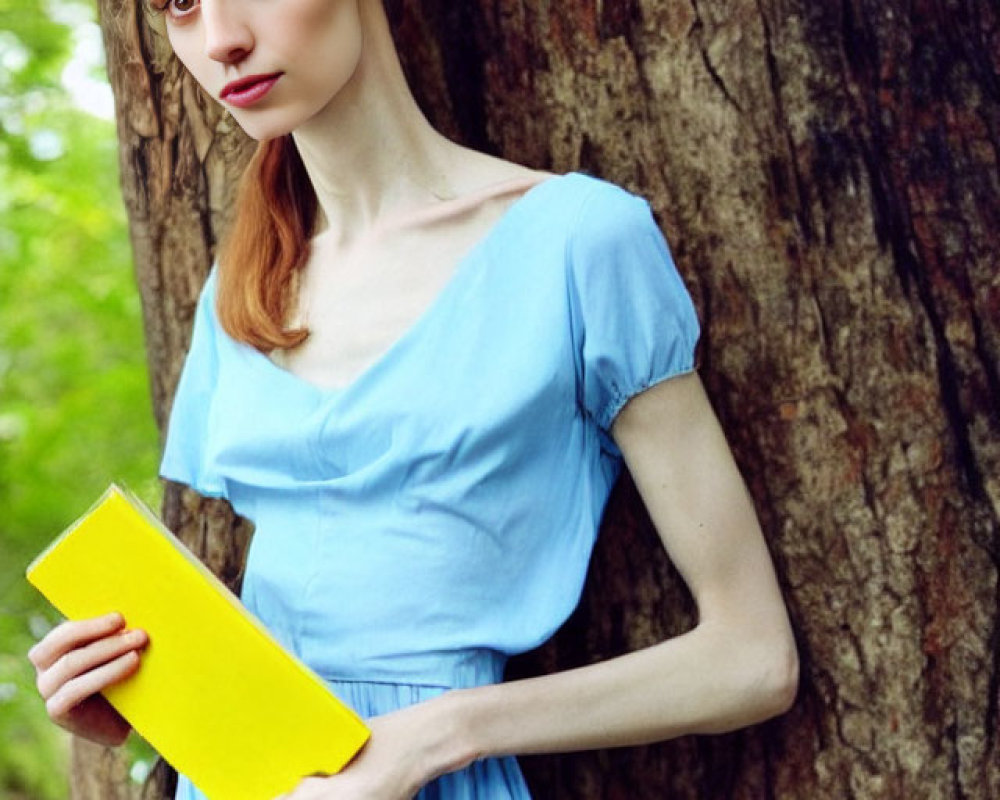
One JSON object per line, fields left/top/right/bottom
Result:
{"left": 91, "top": 1, "right": 998, "bottom": 797}
{"left": 83, "top": 2, "right": 253, "bottom": 798}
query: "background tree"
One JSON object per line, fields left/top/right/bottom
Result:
{"left": 87, "top": 0, "right": 999, "bottom": 797}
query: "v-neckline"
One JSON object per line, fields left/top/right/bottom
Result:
{"left": 245, "top": 171, "right": 572, "bottom": 399}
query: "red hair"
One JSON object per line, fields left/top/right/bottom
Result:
{"left": 216, "top": 135, "right": 317, "bottom": 351}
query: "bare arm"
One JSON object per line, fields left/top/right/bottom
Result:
{"left": 427, "top": 372, "right": 797, "bottom": 769}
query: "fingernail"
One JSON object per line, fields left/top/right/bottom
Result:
{"left": 107, "top": 612, "right": 123, "bottom": 624}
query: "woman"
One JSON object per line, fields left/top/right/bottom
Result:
{"left": 28, "top": 1, "right": 798, "bottom": 798}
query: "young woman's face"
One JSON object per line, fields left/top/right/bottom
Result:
{"left": 156, "top": 0, "right": 365, "bottom": 140}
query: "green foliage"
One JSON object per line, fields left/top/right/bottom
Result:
{"left": 1, "top": 1, "right": 163, "bottom": 796}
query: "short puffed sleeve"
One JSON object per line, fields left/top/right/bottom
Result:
{"left": 567, "top": 182, "right": 701, "bottom": 433}
{"left": 158, "top": 267, "right": 226, "bottom": 497}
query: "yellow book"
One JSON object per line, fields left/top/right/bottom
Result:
{"left": 26, "top": 483, "right": 370, "bottom": 800}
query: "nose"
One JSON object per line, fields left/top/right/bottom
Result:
{"left": 201, "top": 0, "right": 254, "bottom": 64}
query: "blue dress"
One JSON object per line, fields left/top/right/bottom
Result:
{"left": 160, "top": 172, "right": 700, "bottom": 799}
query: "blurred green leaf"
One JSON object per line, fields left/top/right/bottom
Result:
{"left": 1, "top": 1, "right": 162, "bottom": 796}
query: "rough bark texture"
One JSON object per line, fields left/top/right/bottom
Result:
{"left": 81, "top": 3, "right": 253, "bottom": 799}
{"left": 88, "top": 1, "right": 998, "bottom": 798}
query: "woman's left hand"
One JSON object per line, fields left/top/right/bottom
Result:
{"left": 273, "top": 695, "right": 470, "bottom": 800}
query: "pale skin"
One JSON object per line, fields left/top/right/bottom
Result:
{"left": 27, "top": 1, "right": 799, "bottom": 797}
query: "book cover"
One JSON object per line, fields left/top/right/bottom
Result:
{"left": 26, "top": 484, "right": 370, "bottom": 800}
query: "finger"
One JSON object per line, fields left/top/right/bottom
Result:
{"left": 28, "top": 612, "right": 125, "bottom": 671}
{"left": 46, "top": 650, "right": 141, "bottom": 721}
{"left": 36, "top": 627, "right": 148, "bottom": 699}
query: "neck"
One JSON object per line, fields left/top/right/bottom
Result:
{"left": 290, "top": 3, "right": 458, "bottom": 247}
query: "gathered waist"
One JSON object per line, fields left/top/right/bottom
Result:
{"left": 310, "top": 648, "right": 506, "bottom": 720}
{"left": 306, "top": 646, "right": 507, "bottom": 693}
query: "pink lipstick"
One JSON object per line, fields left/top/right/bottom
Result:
{"left": 220, "top": 73, "right": 282, "bottom": 108}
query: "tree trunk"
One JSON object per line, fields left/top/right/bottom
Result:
{"left": 83, "top": 2, "right": 253, "bottom": 798}
{"left": 91, "top": 1, "right": 998, "bottom": 798}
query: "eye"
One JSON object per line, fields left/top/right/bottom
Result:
{"left": 150, "top": 0, "right": 201, "bottom": 19}
{"left": 172, "top": 0, "right": 200, "bottom": 17}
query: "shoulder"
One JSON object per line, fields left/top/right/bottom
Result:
{"left": 180, "top": 263, "right": 223, "bottom": 360}
{"left": 564, "top": 172, "right": 650, "bottom": 214}
{"left": 544, "top": 174, "right": 667, "bottom": 271}
{"left": 192, "top": 263, "right": 220, "bottom": 330}
{"left": 538, "top": 173, "right": 659, "bottom": 251}
{"left": 493, "top": 172, "right": 667, "bottom": 287}
{"left": 202, "top": 262, "right": 220, "bottom": 305}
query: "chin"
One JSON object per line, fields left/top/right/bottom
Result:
{"left": 228, "top": 113, "right": 299, "bottom": 142}
{"left": 239, "top": 126, "right": 292, "bottom": 143}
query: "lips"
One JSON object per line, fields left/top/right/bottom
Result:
{"left": 220, "top": 72, "right": 283, "bottom": 107}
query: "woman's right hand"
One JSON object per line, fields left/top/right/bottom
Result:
{"left": 27, "top": 611, "right": 148, "bottom": 747}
